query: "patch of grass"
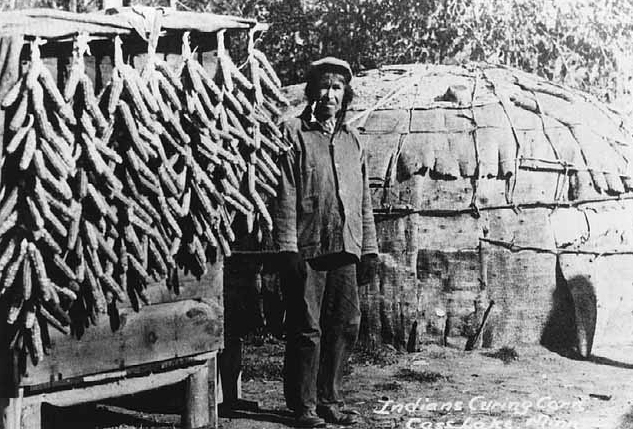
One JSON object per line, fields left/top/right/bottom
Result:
{"left": 242, "top": 335, "right": 285, "bottom": 381}
{"left": 241, "top": 356, "right": 283, "bottom": 381}
{"left": 486, "top": 346, "right": 519, "bottom": 364}
{"left": 395, "top": 368, "right": 450, "bottom": 383}
{"left": 373, "top": 381, "right": 403, "bottom": 391}
{"left": 351, "top": 345, "right": 401, "bottom": 367}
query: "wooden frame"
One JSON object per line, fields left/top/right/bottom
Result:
{"left": 2, "top": 351, "right": 218, "bottom": 429}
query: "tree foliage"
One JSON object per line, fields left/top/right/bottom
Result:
{"left": 221, "top": 0, "right": 633, "bottom": 104}
{"left": 6, "top": 0, "right": 633, "bottom": 104}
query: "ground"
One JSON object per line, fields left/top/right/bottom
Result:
{"left": 59, "top": 337, "right": 633, "bottom": 429}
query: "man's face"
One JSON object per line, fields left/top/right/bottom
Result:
{"left": 314, "top": 72, "right": 346, "bottom": 119}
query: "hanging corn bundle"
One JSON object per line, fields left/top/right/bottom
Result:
{"left": 100, "top": 35, "right": 184, "bottom": 310}
{"left": 212, "top": 29, "right": 289, "bottom": 242}
{"left": 0, "top": 22, "right": 289, "bottom": 371}
{"left": 0, "top": 39, "right": 80, "bottom": 367}
{"left": 62, "top": 33, "right": 126, "bottom": 330}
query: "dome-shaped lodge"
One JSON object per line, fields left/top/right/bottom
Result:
{"left": 284, "top": 63, "right": 633, "bottom": 358}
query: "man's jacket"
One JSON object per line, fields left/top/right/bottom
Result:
{"left": 272, "top": 112, "right": 378, "bottom": 267}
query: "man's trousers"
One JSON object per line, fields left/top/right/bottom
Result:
{"left": 280, "top": 259, "right": 361, "bottom": 413}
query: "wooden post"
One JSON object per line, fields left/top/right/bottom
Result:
{"left": 18, "top": 401, "right": 40, "bottom": 429}
{"left": 207, "top": 354, "right": 218, "bottom": 429}
{"left": 182, "top": 364, "right": 210, "bottom": 429}
{"left": 0, "top": 393, "right": 23, "bottom": 429}
{"left": 467, "top": 231, "right": 491, "bottom": 350}
{"left": 1, "top": 397, "right": 13, "bottom": 429}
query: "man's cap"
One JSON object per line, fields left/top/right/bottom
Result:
{"left": 306, "top": 57, "right": 353, "bottom": 83}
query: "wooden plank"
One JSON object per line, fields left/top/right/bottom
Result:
{"left": 130, "top": 261, "right": 223, "bottom": 308}
{"left": 0, "top": 10, "right": 253, "bottom": 39}
{"left": 84, "top": 54, "right": 96, "bottom": 90}
{"left": 22, "top": 364, "right": 207, "bottom": 409}
{"left": 21, "top": 299, "right": 223, "bottom": 388}
{"left": 97, "top": 54, "right": 113, "bottom": 93}
{"left": 201, "top": 50, "right": 219, "bottom": 81}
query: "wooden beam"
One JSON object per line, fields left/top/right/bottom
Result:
{"left": 22, "top": 364, "right": 207, "bottom": 409}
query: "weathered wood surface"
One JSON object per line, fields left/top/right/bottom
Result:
{"left": 183, "top": 364, "right": 210, "bottom": 429}
{"left": 0, "top": 8, "right": 256, "bottom": 39}
{"left": 0, "top": 30, "right": 226, "bottom": 395}
{"left": 133, "top": 262, "right": 224, "bottom": 309}
{"left": 20, "top": 297, "right": 222, "bottom": 389}
{"left": 2, "top": 353, "right": 216, "bottom": 429}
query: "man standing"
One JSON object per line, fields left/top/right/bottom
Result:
{"left": 272, "top": 57, "right": 378, "bottom": 428}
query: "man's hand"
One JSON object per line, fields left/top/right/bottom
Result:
{"left": 356, "top": 254, "right": 378, "bottom": 286}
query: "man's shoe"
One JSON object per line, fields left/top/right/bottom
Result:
{"left": 316, "top": 405, "right": 359, "bottom": 426}
{"left": 294, "top": 410, "right": 327, "bottom": 428}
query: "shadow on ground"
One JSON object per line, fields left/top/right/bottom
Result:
{"left": 220, "top": 408, "right": 296, "bottom": 427}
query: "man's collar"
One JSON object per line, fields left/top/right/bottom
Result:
{"left": 299, "top": 106, "right": 350, "bottom": 134}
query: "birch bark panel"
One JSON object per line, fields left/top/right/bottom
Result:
{"left": 486, "top": 208, "right": 556, "bottom": 250}
{"left": 484, "top": 250, "right": 557, "bottom": 345}
{"left": 416, "top": 213, "right": 483, "bottom": 251}
{"left": 511, "top": 170, "right": 563, "bottom": 204}
{"left": 363, "top": 133, "right": 401, "bottom": 183}
{"left": 416, "top": 249, "right": 480, "bottom": 338}
{"left": 559, "top": 254, "right": 633, "bottom": 356}
{"left": 360, "top": 109, "right": 409, "bottom": 134}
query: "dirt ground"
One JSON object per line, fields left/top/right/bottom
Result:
{"left": 221, "top": 339, "right": 633, "bottom": 429}
{"left": 55, "top": 337, "right": 633, "bottom": 429}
